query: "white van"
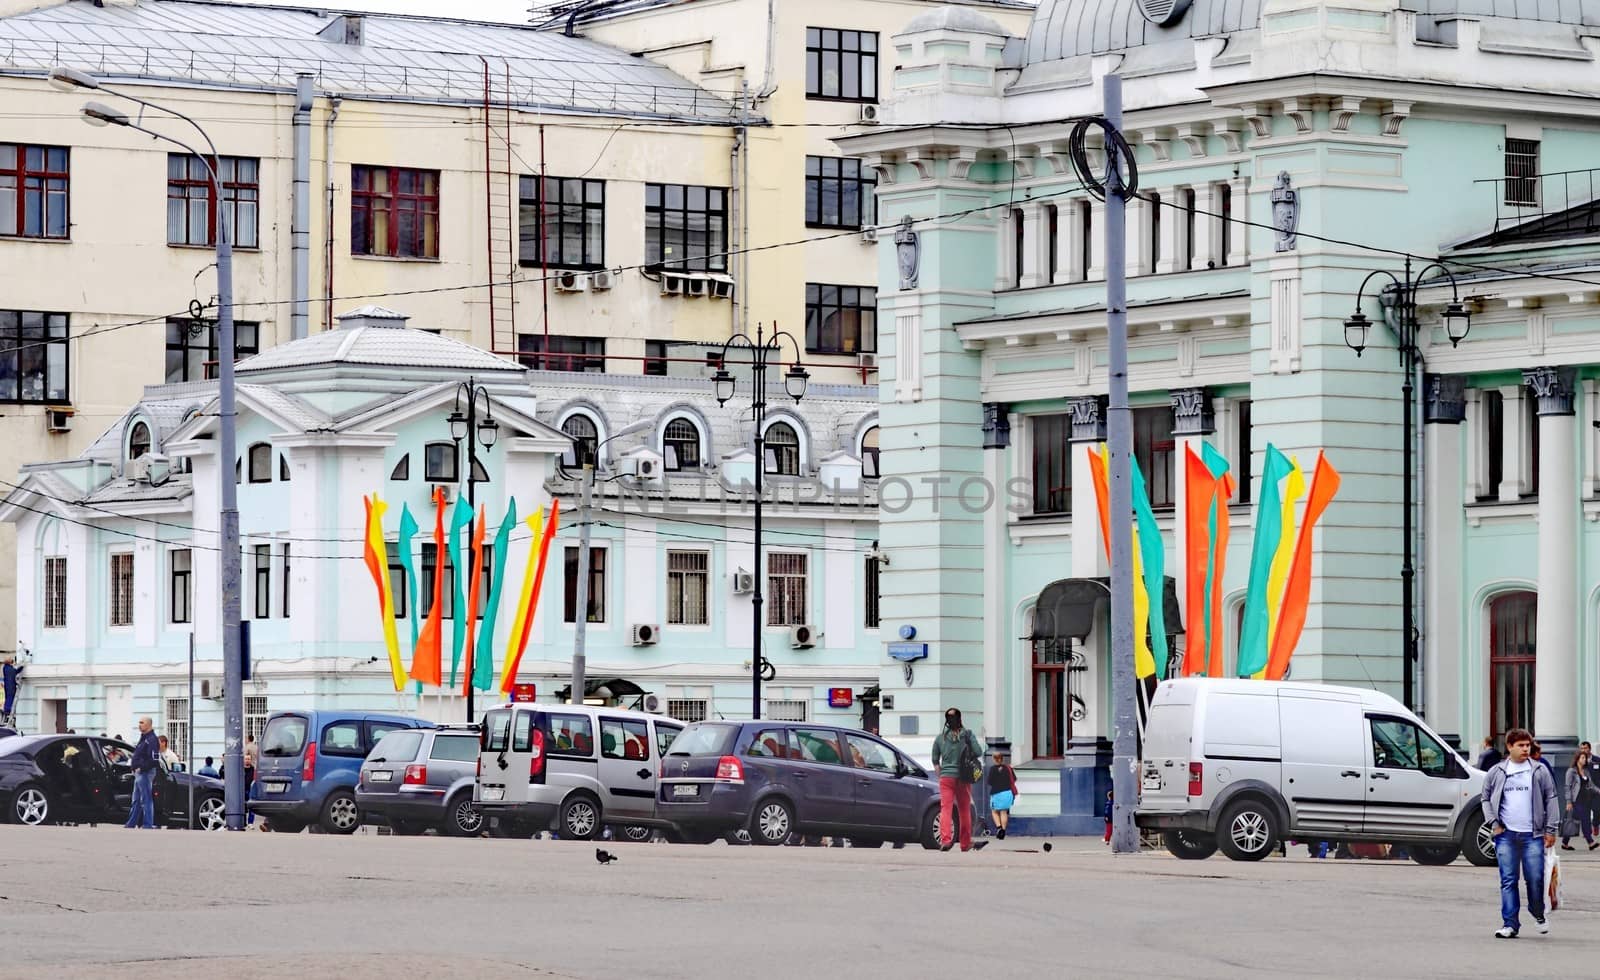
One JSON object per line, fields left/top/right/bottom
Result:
{"left": 475, "top": 702, "right": 683, "bottom": 841}
{"left": 1136, "top": 678, "right": 1494, "bottom": 865}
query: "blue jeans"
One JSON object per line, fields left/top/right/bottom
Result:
{"left": 1495, "top": 830, "right": 1546, "bottom": 930}
{"left": 125, "top": 770, "right": 155, "bottom": 829}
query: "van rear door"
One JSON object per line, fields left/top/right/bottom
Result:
{"left": 475, "top": 707, "right": 517, "bottom": 805}
{"left": 1140, "top": 684, "right": 1195, "bottom": 810}
{"left": 1278, "top": 692, "right": 1365, "bottom": 836}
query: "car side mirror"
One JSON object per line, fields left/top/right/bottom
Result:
{"left": 894, "top": 760, "right": 908, "bottom": 779}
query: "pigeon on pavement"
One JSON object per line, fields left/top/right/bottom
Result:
{"left": 596, "top": 848, "right": 619, "bottom": 865}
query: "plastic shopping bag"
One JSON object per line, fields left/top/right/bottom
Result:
{"left": 1546, "top": 849, "right": 1564, "bottom": 911}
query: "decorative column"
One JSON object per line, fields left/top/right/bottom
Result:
{"left": 1527, "top": 367, "right": 1579, "bottom": 751}
{"left": 1056, "top": 201, "right": 1082, "bottom": 285}
{"left": 1066, "top": 394, "right": 1107, "bottom": 752}
{"left": 1171, "top": 388, "right": 1214, "bottom": 652}
{"left": 1227, "top": 177, "right": 1250, "bottom": 267}
{"left": 1087, "top": 201, "right": 1106, "bottom": 280}
{"left": 1423, "top": 375, "right": 1466, "bottom": 747}
{"left": 1191, "top": 183, "right": 1217, "bottom": 270}
{"left": 1019, "top": 202, "right": 1046, "bottom": 288}
{"left": 1156, "top": 188, "right": 1184, "bottom": 275}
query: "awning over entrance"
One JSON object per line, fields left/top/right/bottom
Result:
{"left": 1029, "top": 577, "right": 1184, "bottom": 644}
{"left": 553, "top": 677, "right": 649, "bottom": 705}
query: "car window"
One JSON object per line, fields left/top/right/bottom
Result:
{"left": 547, "top": 713, "right": 594, "bottom": 758}
{"left": 322, "top": 721, "right": 364, "bottom": 758}
{"left": 98, "top": 740, "right": 132, "bottom": 768}
{"left": 654, "top": 723, "right": 683, "bottom": 759}
{"left": 601, "top": 717, "right": 651, "bottom": 760}
{"left": 1415, "top": 728, "right": 1448, "bottom": 776}
{"left": 429, "top": 734, "right": 480, "bottom": 763}
{"left": 666, "top": 723, "right": 737, "bottom": 756}
{"left": 846, "top": 734, "right": 896, "bottom": 773}
{"left": 1371, "top": 718, "right": 1420, "bottom": 770}
{"left": 746, "top": 729, "right": 797, "bottom": 759}
{"left": 370, "top": 730, "right": 424, "bottom": 764}
{"left": 898, "top": 753, "right": 928, "bottom": 779}
{"left": 484, "top": 709, "right": 512, "bottom": 752}
{"left": 793, "top": 728, "right": 844, "bottom": 766}
{"left": 511, "top": 711, "right": 536, "bottom": 752}
{"left": 366, "top": 721, "right": 408, "bottom": 750}
{"left": 261, "top": 715, "right": 308, "bottom": 757}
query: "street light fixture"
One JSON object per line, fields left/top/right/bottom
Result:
{"left": 1343, "top": 256, "right": 1472, "bottom": 712}
{"left": 710, "top": 323, "right": 807, "bottom": 720}
{"left": 48, "top": 66, "right": 100, "bottom": 92}
{"left": 450, "top": 378, "right": 500, "bottom": 723}
{"left": 80, "top": 102, "right": 128, "bottom": 127}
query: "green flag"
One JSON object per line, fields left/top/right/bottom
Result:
{"left": 447, "top": 493, "right": 472, "bottom": 687}
{"left": 1199, "top": 444, "right": 1231, "bottom": 676}
{"left": 1237, "top": 445, "right": 1293, "bottom": 678}
{"left": 474, "top": 499, "right": 517, "bottom": 692}
{"left": 1130, "top": 456, "right": 1168, "bottom": 679}
{"left": 397, "top": 504, "right": 423, "bottom": 697}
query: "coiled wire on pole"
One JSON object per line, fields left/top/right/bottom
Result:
{"left": 1067, "top": 116, "right": 1139, "bottom": 202}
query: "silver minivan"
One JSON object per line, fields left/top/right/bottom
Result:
{"left": 1136, "top": 678, "right": 1494, "bottom": 866}
{"left": 356, "top": 726, "right": 485, "bottom": 836}
{"left": 474, "top": 703, "right": 683, "bottom": 840}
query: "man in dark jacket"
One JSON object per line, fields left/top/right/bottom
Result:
{"left": 124, "top": 716, "right": 160, "bottom": 829}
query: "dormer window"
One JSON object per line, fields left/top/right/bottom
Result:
{"left": 764, "top": 421, "right": 801, "bottom": 476}
{"left": 860, "top": 426, "right": 880, "bottom": 479}
{"left": 247, "top": 443, "right": 272, "bottom": 483}
{"left": 424, "top": 442, "right": 458, "bottom": 483}
{"left": 128, "top": 421, "right": 151, "bottom": 462}
{"left": 663, "top": 417, "right": 702, "bottom": 471}
{"left": 562, "top": 414, "right": 600, "bottom": 468}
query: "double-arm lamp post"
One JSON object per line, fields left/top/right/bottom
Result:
{"left": 1343, "top": 256, "right": 1472, "bottom": 712}
{"left": 448, "top": 379, "right": 500, "bottom": 723}
{"left": 51, "top": 66, "right": 248, "bottom": 830}
{"left": 710, "top": 325, "right": 809, "bottom": 720}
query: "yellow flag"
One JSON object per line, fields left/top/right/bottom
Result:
{"left": 1132, "top": 522, "right": 1155, "bottom": 679}
{"left": 1261, "top": 457, "right": 1305, "bottom": 678}
{"left": 363, "top": 495, "right": 407, "bottom": 690}
{"left": 498, "top": 507, "right": 545, "bottom": 693}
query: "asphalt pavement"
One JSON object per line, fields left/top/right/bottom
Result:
{"left": 2, "top": 826, "right": 1597, "bottom": 980}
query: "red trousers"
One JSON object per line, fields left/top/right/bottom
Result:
{"left": 939, "top": 776, "right": 974, "bottom": 851}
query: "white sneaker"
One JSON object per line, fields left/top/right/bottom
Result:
{"left": 1534, "top": 916, "right": 1550, "bottom": 935}
{"left": 1494, "top": 926, "right": 1518, "bottom": 939}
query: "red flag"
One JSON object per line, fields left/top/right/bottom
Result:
{"left": 1183, "top": 447, "right": 1217, "bottom": 677}
{"left": 1206, "top": 474, "right": 1235, "bottom": 679}
{"left": 1087, "top": 444, "right": 1111, "bottom": 561}
{"left": 1266, "top": 453, "right": 1341, "bottom": 680}
{"left": 409, "top": 487, "right": 446, "bottom": 687}
{"left": 501, "top": 498, "right": 561, "bottom": 693}
{"left": 461, "top": 507, "right": 487, "bottom": 698}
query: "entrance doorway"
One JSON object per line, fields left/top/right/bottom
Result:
{"left": 41, "top": 698, "right": 67, "bottom": 734}
{"left": 1489, "top": 591, "right": 1537, "bottom": 743}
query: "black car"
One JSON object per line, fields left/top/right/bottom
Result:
{"left": 657, "top": 720, "right": 947, "bottom": 848}
{"left": 0, "top": 734, "right": 226, "bottom": 830}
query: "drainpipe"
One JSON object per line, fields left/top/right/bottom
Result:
{"left": 758, "top": 0, "right": 777, "bottom": 100}
{"left": 322, "top": 95, "right": 342, "bottom": 331}
{"left": 731, "top": 108, "right": 744, "bottom": 337}
{"left": 291, "top": 74, "right": 313, "bottom": 340}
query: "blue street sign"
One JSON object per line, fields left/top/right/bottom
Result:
{"left": 887, "top": 642, "right": 928, "bottom": 662}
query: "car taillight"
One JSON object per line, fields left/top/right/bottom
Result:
{"left": 1187, "top": 762, "right": 1203, "bottom": 797}
{"left": 529, "top": 728, "right": 546, "bottom": 781}
{"left": 476, "top": 756, "right": 482, "bottom": 778}
{"left": 403, "top": 764, "right": 427, "bottom": 785}
{"left": 715, "top": 756, "right": 744, "bottom": 782}
{"left": 301, "top": 742, "right": 317, "bottom": 782}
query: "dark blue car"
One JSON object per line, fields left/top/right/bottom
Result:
{"left": 657, "top": 720, "right": 944, "bottom": 848}
{"left": 247, "top": 710, "right": 430, "bottom": 834}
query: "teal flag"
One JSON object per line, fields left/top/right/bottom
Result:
{"left": 1130, "top": 457, "right": 1168, "bottom": 679}
{"left": 1237, "top": 445, "right": 1293, "bottom": 678}
{"left": 474, "top": 499, "right": 517, "bottom": 692}
{"left": 447, "top": 493, "right": 472, "bottom": 686}
{"left": 1199, "top": 444, "right": 1231, "bottom": 676}
{"left": 397, "top": 504, "right": 423, "bottom": 697}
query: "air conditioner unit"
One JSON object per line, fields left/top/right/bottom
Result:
{"left": 588, "top": 269, "right": 617, "bottom": 291}
{"left": 707, "top": 274, "right": 735, "bottom": 300}
{"left": 554, "top": 270, "right": 588, "bottom": 293}
{"left": 615, "top": 455, "right": 662, "bottom": 482}
{"left": 631, "top": 623, "right": 660, "bottom": 647}
{"left": 128, "top": 456, "right": 150, "bottom": 482}
{"left": 660, "top": 272, "right": 688, "bottom": 296}
{"left": 731, "top": 569, "right": 755, "bottom": 594}
{"left": 684, "top": 275, "right": 709, "bottom": 298}
{"left": 200, "top": 679, "right": 224, "bottom": 701}
{"left": 436, "top": 485, "right": 455, "bottom": 503}
{"left": 46, "top": 407, "right": 73, "bottom": 432}
{"left": 858, "top": 104, "right": 881, "bottom": 124}
{"left": 642, "top": 693, "right": 664, "bottom": 713}
{"left": 789, "top": 624, "right": 818, "bottom": 649}
{"left": 857, "top": 352, "right": 877, "bottom": 370}
{"left": 860, "top": 226, "right": 878, "bottom": 244}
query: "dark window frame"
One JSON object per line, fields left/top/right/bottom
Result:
{"left": 386, "top": 542, "right": 408, "bottom": 620}
{"left": 518, "top": 334, "right": 605, "bottom": 373}
{"left": 805, "top": 283, "right": 877, "bottom": 355}
{"left": 0, "top": 310, "right": 70, "bottom": 404}
{"left": 561, "top": 414, "right": 600, "bottom": 467}
{"left": 253, "top": 543, "right": 271, "bottom": 619}
{"left": 764, "top": 421, "right": 802, "bottom": 476}
{"left": 804, "top": 156, "right": 875, "bottom": 230}
{"left": 665, "top": 549, "right": 709, "bottom": 626}
{"left": 805, "top": 27, "right": 879, "bottom": 103}
{"left": 43, "top": 555, "right": 67, "bottom": 629}
{"left": 247, "top": 443, "right": 273, "bottom": 484}
{"left": 766, "top": 552, "right": 808, "bottom": 627}
{"left": 563, "top": 545, "right": 606, "bottom": 624}
{"left": 0, "top": 142, "right": 69, "bottom": 240}
{"left": 319, "top": 720, "right": 365, "bottom": 758}
{"left": 644, "top": 183, "right": 729, "bottom": 273}
{"left": 861, "top": 426, "right": 880, "bottom": 479}
{"left": 164, "top": 318, "right": 260, "bottom": 383}
{"left": 600, "top": 716, "right": 651, "bottom": 761}
{"left": 1030, "top": 414, "right": 1071, "bottom": 516}
{"left": 170, "top": 548, "right": 192, "bottom": 625}
{"left": 350, "top": 164, "right": 440, "bottom": 259}
{"left": 423, "top": 442, "right": 459, "bottom": 484}
{"left": 167, "top": 153, "right": 260, "bottom": 249}
{"left": 519, "top": 175, "right": 605, "bottom": 270}
{"left": 281, "top": 543, "right": 291, "bottom": 619}
{"left": 390, "top": 454, "right": 411, "bottom": 481}
{"left": 1480, "top": 390, "right": 1504, "bottom": 502}
{"left": 663, "top": 417, "right": 702, "bottom": 471}
{"left": 1132, "top": 406, "right": 1176, "bottom": 511}
{"left": 643, "top": 340, "right": 669, "bottom": 376}
{"left": 864, "top": 555, "right": 880, "bottom": 629}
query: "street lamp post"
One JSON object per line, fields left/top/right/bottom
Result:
{"left": 711, "top": 323, "right": 808, "bottom": 720}
{"left": 56, "top": 67, "right": 249, "bottom": 830}
{"left": 449, "top": 378, "right": 500, "bottom": 723}
{"left": 1344, "top": 255, "right": 1472, "bottom": 713}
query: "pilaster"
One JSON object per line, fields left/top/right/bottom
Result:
{"left": 1423, "top": 375, "right": 1465, "bottom": 740}
{"left": 1527, "top": 366, "right": 1578, "bottom": 743}
{"left": 1019, "top": 202, "right": 1046, "bottom": 289}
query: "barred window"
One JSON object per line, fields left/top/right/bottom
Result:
{"left": 245, "top": 695, "right": 269, "bottom": 742}
{"left": 110, "top": 552, "right": 134, "bottom": 627}
{"left": 43, "top": 556, "right": 66, "bottom": 629}
{"left": 165, "top": 696, "right": 190, "bottom": 762}
{"left": 666, "top": 699, "right": 708, "bottom": 723}
{"left": 1504, "top": 138, "right": 1539, "bottom": 208}
{"left": 666, "top": 551, "right": 709, "bottom": 625}
{"left": 766, "top": 699, "right": 809, "bottom": 722}
{"left": 767, "top": 553, "right": 808, "bottom": 627}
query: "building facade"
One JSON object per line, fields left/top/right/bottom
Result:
{"left": 840, "top": 1, "right": 1600, "bottom": 828}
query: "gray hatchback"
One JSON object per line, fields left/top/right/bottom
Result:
{"left": 356, "top": 726, "right": 484, "bottom": 836}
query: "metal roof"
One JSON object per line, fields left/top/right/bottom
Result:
{"left": 1024, "top": 0, "right": 1262, "bottom": 62}
{"left": 234, "top": 322, "right": 525, "bottom": 376}
{"left": 0, "top": 0, "right": 741, "bottom": 121}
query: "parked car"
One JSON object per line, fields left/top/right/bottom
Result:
{"left": 1136, "top": 678, "right": 1494, "bottom": 865}
{"left": 475, "top": 703, "right": 683, "bottom": 840}
{"left": 0, "top": 733, "right": 226, "bottom": 830}
{"left": 357, "top": 725, "right": 484, "bottom": 836}
{"left": 249, "top": 710, "right": 431, "bottom": 834}
{"left": 656, "top": 720, "right": 944, "bottom": 848}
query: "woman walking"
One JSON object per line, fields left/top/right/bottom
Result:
{"left": 1562, "top": 746, "right": 1596, "bottom": 850}
{"left": 929, "top": 707, "right": 988, "bottom": 853}
{"left": 987, "top": 751, "right": 1018, "bottom": 841}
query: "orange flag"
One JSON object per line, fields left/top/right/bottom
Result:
{"left": 501, "top": 498, "right": 561, "bottom": 693}
{"left": 408, "top": 487, "right": 446, "bottom": 687}
{"left": 461, "top": 507, "right": 488, "bottom": 698}
{"left": 1266, "top": 453, "right": 1341, "bottom": 680}
{"left": 1183, "top": 447, "right": 1217, "bottom": 677}
{"left": 1087, "top": 444, "right": 1112, "bottom": 561}
{"left": 1206, "top": 473, "right": 1235, "bottom": 680}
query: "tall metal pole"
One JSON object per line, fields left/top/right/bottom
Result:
{"left": 570, "top": 462, "right": 595, "bottom": 706}
{"left": 1103, "top": 74, "right": 1139, "bottom": 854}
{"left": 750, "top": 329, "right": 767, "bottom": 721}
{"left": 1400, "top": 255, "right": 1417, "bottom": 712}
{"left": 464, "top": 385, "right": 478, "bottom": 724}
{"left": 187, "top": 631, "right": 195, "bottom": 830}
{"left": 216, "top": 180, "right": 245, "bottom": 832}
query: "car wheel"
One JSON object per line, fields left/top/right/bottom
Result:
{"left": 11, "top": 784, "right": 50, "bottom": 826}
{"left": 920, "top": 808, "right": 942, "bottom": 850}
{"left": 724, "top": 829, "right": 751, "bottom": 845}
{"left": 1163, "top": 829, "right": 1218, "bottom": 860}
{"left": 749, "top": 798, "right": 794, "bottom": 845}
{"left": 319, "top": 790, "right": 361, "bottom": 835}
{"left": 1463, "top": 812, "right": 1497, "bottom": 867}
{"left": 1215, "top": 799, "right": 1277, "bottom": 862}
{"left": 1410, "top": 844, "right": 1460, "bottom": 866}
{"left": 444, "top": 793, "right": 484, "bottom": 837}
{"left": 621, "top": 825, "right": 653, "bottom": 843}
{"left": 195, "top": 794, "right": 227, "bottom": 832}
{"left": 559, "top": 795, "right": 601, "bottom": 841}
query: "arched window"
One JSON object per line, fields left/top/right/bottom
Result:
{"left": 127, "top": 421, "right": 151, "bottom": 462}
{"left": 860, "top": 426, "right": 880, "bottom": 479}
{"left": 424, "top": 442, "right": 458, "bottom": 483}
{"left": 562, "top": 414, "right": 599, "bottom": 468}
{"left": 247, "top": 443, "right": 272, "bottom": 483}
{"left": 1489, "top": 591, "right": 1537, "bottom": 743}
{"left": 764, "top": 421, "right": 800, "bottom": 476}
{"left": 663, "top": 417, "right": 702, "bottom": 471}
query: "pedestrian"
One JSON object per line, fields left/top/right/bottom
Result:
{"left": 1, "top": 653, "right": 22, "bottom": 725}
{"left": 1583, "top": 740, "right": 1600, "bottom": 847}
{"left": 987, "top": 751, "right": 1018, "bottom": 841}
{"left": 1561, "top": 746, "right": 1595, "bottom": 850}
{"left": 1531, "top": 742, "right": 1555, "bottom": 782}
{"left": 929, "top": 707, "right": 988, "bottom": 853}
{"left": 1103, "top": 789, "right": 1114, "bottom": 844}
{"left": 199, "top": 756, "right": 219, "bottom": 779}
{"left": 244, "top": 733, "right": 259, "bottom": 826}
{"left": 158, "top": 735, "right": 180, "bottom": 770}
{"left": 1482, "top": 728, "right": 1558, "bottom": 938}
{"left": 124, "top": 717, "right": 160, "bottom": 829}
{"left": 1476, "top": 736, "right": 1502, "bottom": 771}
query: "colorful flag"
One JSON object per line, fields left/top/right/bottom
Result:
{"left": 361, "top": 495, "right": 407, "bottom": 690}
{"left": 474, "top": 499, "right": 517, "bottom": 692}
{"left": 1201, "top": 444, "right": 1234, "bottom": 679}
{"left": 1088, "top": 444, "right": 1112, "bottom": 561}
{"left": 1264, "top": 456, "right": 1306, "bottom": 660}
{"left": 447, "top": 493, "right": 472, "bottom": 687}
{"left": 1131, "top": 455, "right": 1167, "bottom": 680}
{"left": 409, "top": 487, "right": 446, "bottom": 687}
{"left": 461, "top": 507, "right": 488, "bottom": 698}
{"left": 500, "top": 499, "right": 561, "bottom": 693}
{"left": 1267, "top": 454, "right": 1342, "bottom": 680}
{"left": 1237, "top": 446, "right": 1293, "bottom": 678}
{"left": 396, "top": 504, "right": 420, "bottom": 650}
{"left": 1182, "top": 446, "right": 1218, "bottom": 676}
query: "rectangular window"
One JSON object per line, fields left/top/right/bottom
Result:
{"left": 254, "top": 544, "right": 271, "bottom": 619}
{"left": 519, "top": 175, "right": 605, "bottom": 269}
{"left": 170, "top": 549, "right": 192, "bottom": 625}
{"left": 804, "top": 156, "right": 875, "bottom": 229}
{"left": 1237, "top": 398, "right": 1253, "bottom": 505}
{"left": 1481, "top": 390, "right": 1504, "bottom": 502}
{"left": 644, "top": 340, "right": 669, "bottom": 376}
{"left": 424, "top": 443, "right": 458, "bottom": 483}
{"left": 281, "top": 544, "right": 291, "bottom": 619}
{"left": 517, "top": 334, "right": 605, "bottom": 372}
{"left": 767, "top": 553, "right": 808, "bottom": 627}
{"left": 1046, "top": 205, "right": 1059, "bottom": 281}
{"left": 166, "top": 154, "right": 260, "bottom": 249}
{"left": 1523, "top": 390, "right": 1539, "bottom": 500}
{"left": 1030, "top": 414, "right": 1071, "bottom": 516}
{"left": 1182, "top": 188, "right": 1196, "bottom": 270}
{"left": 43, "top": 556, "right": 66, "bottom": 629}
{"left": 1012, "top": 208, "right": 1025, "bottom": 286}
{"left": 804, "top": 283, "right": 877, "bottom": 355}
{"left": 351, "top": 165, "right": 440, "bottom": 258}
{"left": 667, "top": 699, "right": 708, "bottom": 723}
{"left": 386, "top": 543, "right": 408, "bottom": 620}
{"left": 421, "top": 543, "right": 455, "bottom": 620}
{"left": 1078, "top": 200, "right": 1093, "bottom": 280}
{"left": 770, "top": 701, "right": 811, "bottom": 724}
{"left": 164, "top": 319, "right": 260, "bottom": 383}
{"left": 110, "top": 552, "right": 134, "bottom": 627}
{"left": 165, "top": 696, "right": 190, "bottom": 762}
{"left": 805, "top": 27, "right": 878, "bottom": 102}
{"left": 601, "top": 716, "right": 651, "bottom": 760}
{"left": 0, "top": 310, "right": 70, "bottom": 404}
{"left": 563, "top": 546, "right": 606, "bottom": 624}
{"left": 0, "top": 143, "right": 69, "bottom": 239}
{"left": 546, "top": 713, "right": 594, "bottom": 755}
{"left": 1504, "top": 138, "right": 1539, "bottom": 207}
{"left": 245, "top": 694, "right": 269, "bottom": 742}
{"left": 1147, "top": 191, "right": 1162, "bottom": 272}
{"left": 645, "top": 183, "right": 728, "bottom": 272}
{"left": 1133, "top": 406, "right": 1175, "bottom": 510}
{"left": 1218, "top": 184, "right": 1233, "bottom": 264}
{"left": 666, "top": 551, "right": 709, "bottom": 626}
{"left": 864, "top": 555, "right": 880, "bottom": 629}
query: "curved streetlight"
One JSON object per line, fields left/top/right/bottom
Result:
{"left": 448, "top": 379, "right": 502, "bottom": 722}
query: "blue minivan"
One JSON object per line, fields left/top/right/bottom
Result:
{"left": 248, "top": 710, "right": 431, "bottom": 834}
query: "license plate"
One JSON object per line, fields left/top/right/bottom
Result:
{"left": 1142, "top": 773, "right": 1161, "bottom": 791}
{"left": 370, "top": 770, "right": 392, "bottom": 782}
{"left": 481, "top": 787, "right": 504, "bottom": 802}
{"left": 672, "top": 784, "right": 700, "bottom": 798}
{"left": 263, "top": 781, "right": 288, "bottom": 795}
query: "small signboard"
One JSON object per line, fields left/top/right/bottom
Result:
{"left": 511, "top": 683, "right": 537, "bottom": 703}
{"left": 828, "top": 687, "right": 854, "bottom": 709}
{"left": 887, "top": 642, "right": 929, "bottom": 662}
